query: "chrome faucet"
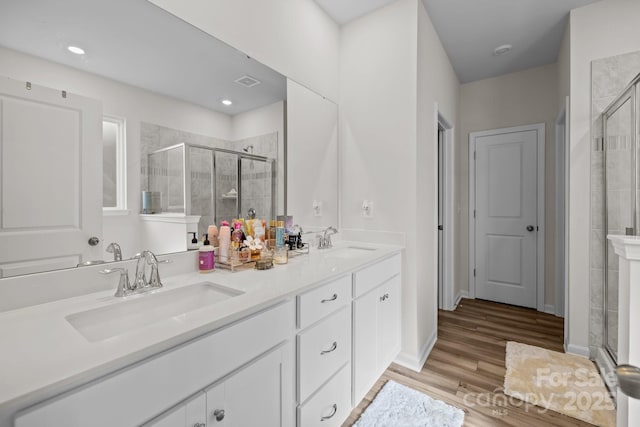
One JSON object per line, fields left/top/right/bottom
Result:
{"left": 99, "top": 268, "right": 132, "bottom": 297}
{"left": 317, "top": 226, "right": 338, "bottom": 249}
{"left": 133, "top": 250, "right": 170, "bottom": 291}
{"left": 100, "top": 250, "right": 170, "bottom": 297}
{"left": 106, "top": 242, "right": 122, "bottom": 261}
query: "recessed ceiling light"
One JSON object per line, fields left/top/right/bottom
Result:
{"left": 67, "top": 45, "right": 85, "bottom": 55}
{"left": 221, "top": 99, "right": 233, "bottom": 106}
{"left": 493, "top": 44, "right": 512, "bottom": 56}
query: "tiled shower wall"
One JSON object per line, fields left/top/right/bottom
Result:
{"left": 140, "top": 122, "right": 278, "bottom": 237}
{"left": 590, "top": 51, "right": 640, "bottom": 357}
{"left": 236, "top": 133, "right": 277, "bottom": 221}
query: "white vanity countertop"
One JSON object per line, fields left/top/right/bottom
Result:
{"left": 0, "top": 241, "right": 402, "bottom": 421}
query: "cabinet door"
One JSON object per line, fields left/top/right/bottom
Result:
{"left": 352, "top": 290, "right": 378, "bottom": 406}
{"left": 147, "top": 392, "right": 206, "bottom": 427}
{"left": 207, "top": 345, "right": 291, "bottom": 427}
{"left": 377, "top": 275, "right": 401, "bottom": 373}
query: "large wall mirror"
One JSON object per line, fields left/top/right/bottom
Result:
{"left": 0, "top": 0, "right": 289, "bottom": 277}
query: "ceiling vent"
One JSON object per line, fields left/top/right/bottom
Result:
{"left": 234, "top": 75, "right": 261, "bottom": 88}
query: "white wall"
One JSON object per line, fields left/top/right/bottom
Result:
{"left": 557, "top": 22, "right": 571, "bottom": 112}
{"left": 340, "top": 0, "right": 459, "bottom": 368}
{"left": 148, "top": 0, "right": 340, "bottom": 101}
{"left": 231, "top": 101, "right": 286, "bottom": 213}
{"left": 567, "top": 0, "right": 640, "bottom": 354}
{"left": 456, "top": 64, "right": 559, "bottom": 308}
{"left": 416, "top": 0, "right": 460, "bottom": 364}
{"left": 0, "top": 46, "right": 234, "bottom": 260}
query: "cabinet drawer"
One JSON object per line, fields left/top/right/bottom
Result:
{"left": 297, "top": 274, "right": 350, "bottom": 329}
{"left": 298, "top": 363, "right": 351, "bottom": 427}
{"left": 15, "top": 301, "right": 294, "bottom": 427}
{"left": 298, "top": 306, "right": 351, "bottom": 402}
{"left": 353, "top": 253, "right": 401, "bottom": 297}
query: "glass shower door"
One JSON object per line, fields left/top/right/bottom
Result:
{"left": 189, "top": 145, "right": 214, "bottom": 238}
{"left": 239, "top": 157, "right": 275, "bottom": 222}
{"left": 214, "top": 151, "right": 239, "bottom": 224}
{"left": 604, "top": 90, "right": 635, "bottom": 362}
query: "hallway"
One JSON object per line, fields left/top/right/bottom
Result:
{"left": 344, "top": 299, "right": 594, "bottom": 426}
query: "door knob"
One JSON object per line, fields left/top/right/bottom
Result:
{"left": 213, "top": 409, "right": 225, "bottom": 421}
{"left": 88, "top": 236, "right": 100, "bottom": 246}
{"left": 617, "top": 365, "right": 640, "bottom": 399}
{"left": 526, "top": 225, "right": 535, "bottom": 232}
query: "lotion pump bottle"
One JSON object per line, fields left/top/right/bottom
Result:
{"left": 199, "top": 234, "right": 214, "bottom": 273}
{"left": 219, "top": 221, "right": 231, "bottom": 263}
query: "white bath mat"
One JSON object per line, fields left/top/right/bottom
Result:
{"left": 354, "top": 380, "right": 465, "bottom": 427}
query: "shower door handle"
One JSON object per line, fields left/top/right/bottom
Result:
{"left": 526, "top": 225, "right": 535, "bottom": 232}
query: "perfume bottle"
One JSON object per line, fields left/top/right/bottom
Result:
{"left": 273, "top": 220, "right": 288, "bottom": 264}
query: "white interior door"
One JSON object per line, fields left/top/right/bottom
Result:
{"left": 474, "top": 129, "right": 538, "bottom": 308}
{"left": 0, "top": 76, "right": 102, "bottom": 277}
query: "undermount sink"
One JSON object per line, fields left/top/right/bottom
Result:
{"left": 323, "top": 246, "right": 377, "bottom": 259}
{"left": 66, "top": 282, "right": 243, "bottom": 342}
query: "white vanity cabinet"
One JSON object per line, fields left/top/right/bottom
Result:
{"left": 296, "top": 275, "right": 352, "bottom": 426}
{"left": 352, "top": 254, "right": 402, "bottom": 406}
{"left": 148, "top": 344, "right": 290, "bottom": 427}
{"left": 147, "top": 392, "right": 207, "bottom": 427}
{"left": 15, "top": 301, "right": 295, "bottom": 427}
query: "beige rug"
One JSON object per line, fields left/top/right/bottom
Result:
{"left": 504, "top": 342, "right": 616, "bottom": 427}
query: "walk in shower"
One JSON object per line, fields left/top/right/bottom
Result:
{"left": 147, "top": 143, "right": 276, "bottom": 237}
{"left": 602, "top": 72, "right": 640, "bottom": 366}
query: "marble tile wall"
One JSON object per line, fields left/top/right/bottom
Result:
{"left": 590, "top": 51, "right": 640, "bottom": 358}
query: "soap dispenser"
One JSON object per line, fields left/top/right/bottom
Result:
{"left": 188, "top": 232, "right": 199, "bottom": 250}
{"left": 199, "top": 234, "right": 214, "bottom": 273}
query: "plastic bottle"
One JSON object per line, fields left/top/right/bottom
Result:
{"left": 199, "top": 234, "right": 215, "bottom": 273}
{"left": 274, "top": 220, "right": 288, "bottom": 264}
{"left": 231, "top": 222, "right": 243, "bottom": 251}
{"left": 207, "top": 225, "right": 219, "bottom": 248}
{"left": 219, "top": 221, "right": 231, "bottom": 263}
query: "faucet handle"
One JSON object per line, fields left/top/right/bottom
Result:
{"left": 100, "top": 268, "right": 131, "bottom": 297}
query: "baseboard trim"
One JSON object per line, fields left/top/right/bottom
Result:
{"left": 454, "top": 290, "right": 469, "bottom": 309}
{"left": 566, "top": 343, "right": 590, "bottom": 358}
{"left": 394, "top": 330, "right": 437, "bottom": 372}
{"left": 544, "top": 304, "right": 555, "bottom": 315}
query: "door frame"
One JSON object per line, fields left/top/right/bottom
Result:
{"left": 468, "top": 123, "right": 545, "bottom": 311}
{"left": 436, "top": 108, "right": 456, "bottom": 311}
{"left": 555, "top": 99, "right": 569, "bottom": 318}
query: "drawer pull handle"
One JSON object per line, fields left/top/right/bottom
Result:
{"left": 321, "top": 293, "right": 338, "bottom": 303}
{"left": 321, "top": 403, "right": 338, "bottom": 421}
{"left": 321, "top": 341, "right": 338, "bottom": 355}
{"left": 194, "top": 423, "right": 206, "bottom": 427}
{"left": 213, "top": 409, "right": 225, "bottom": 421}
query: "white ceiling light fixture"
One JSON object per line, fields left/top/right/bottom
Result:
{"left": 67, "top": 45, "right": 85, "bottom": 55}
{"left": 493, "top": 44, "right": 512, "bottom": 56}
{"left": 221, "top": 99, "right": 233, "bottom": 106}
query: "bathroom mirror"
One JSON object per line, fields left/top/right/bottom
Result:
{"left": 0, "top": 0, "right": 287, "bottom": 277}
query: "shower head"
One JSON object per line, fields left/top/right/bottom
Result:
{"left": 243, "top": 145, "right": 254, "bottom": 153}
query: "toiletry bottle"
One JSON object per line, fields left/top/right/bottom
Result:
{"left": 254, "top": 220, "right": 265, "bottom": 242}
{"left": 268, "top": 220, "right": 277, "bottom": 250}
{"left": 274, "top": 220, "right": 288, "bottom": 264}
{"left": 207, "top": 225, "right": 219, "bottom": 248}
{"left": 199, "top": 234, "right": 215, "bottom": 273}
{"left": 188, "top": 232, "right": 198, "bottom": 250}
{"left": 219, "top": 221, "right": 231, "bottom": 263}
{"left": 231, "top": 222, "right": 243, "bottom": 251}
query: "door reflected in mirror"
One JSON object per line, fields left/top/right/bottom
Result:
{"left": 0, "top": 0, "right": 286, "bottom": 277}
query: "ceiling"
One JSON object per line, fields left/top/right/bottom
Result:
{"left": 0, "top": 0, "right": 286, "bottom": 115}
{"left": 315, "top": 0, "right": 600, "bottom": 83}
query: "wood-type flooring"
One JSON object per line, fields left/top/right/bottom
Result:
{"left": 343, "top": 298, "right": 598, "bottom": 427}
